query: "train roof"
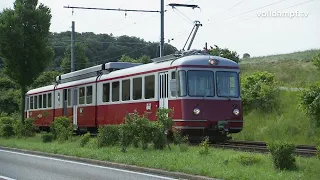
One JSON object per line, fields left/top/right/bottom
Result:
{"left": 27, "top": 50, "right": 239, "bottom": 95}
{"left": 27, "top": 84, "right": 55, "bottom": 95}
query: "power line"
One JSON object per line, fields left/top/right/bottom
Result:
{"left": 223, "top": 0, "right": 288, "bottom": 20}
{"left": 277, "top": 0, "right": 315, "bottom": 11}
{"left": 212, "top": 0, "right": 246, "bottom": 17}
{"left": 64, "top": 3, "right": 166, "bottom": 57}
{"left": 168, "top": 0, "right": 246, "bottom": 40}
{"left": 169, "top": 0, "right": 289, "bottom": 44}
{"left": 64, "top": 5, "right": 160, "bottom": 13}
{"left": 172, "top": 8, "right": 194, "bottom": 24}
{"left": 215, "top": 0, "right": 316, "bottom": 26}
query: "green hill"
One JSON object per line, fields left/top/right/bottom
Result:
{"left": 239, "top": 49, "right": 320, "bottom": 87}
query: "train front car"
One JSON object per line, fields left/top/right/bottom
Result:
{"left": 169, "top": 54, "right": 242, "bottom": 142}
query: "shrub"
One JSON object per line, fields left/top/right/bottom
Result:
{"left": 0, "top": 116, "right": 15, "bottom": 138}
{"left": 172, "top": 129, "right": 189, "bottom": 152}
{"left": 119, "top": 124, "right": 132, "bottom": 152}
{"left": 156, "top": 108, "right": 174, "bottom": 132}
{"left": 235, "top": 154, "right": 262, "bottom": 166}
{"left": 13, "top": 118, "right": 37, "bottom": 138}
{"left": 50, "top": 116, "right": 73, "bottom": 142}
{"left": 267, "top": 141, "right": 297, "bottom": 170}
{"left": 300, "top": 82, "right": 320, "bottom": 128}
{"left": 199, "top": 137, "right": 210, "bottom": 155}
{"left": 79, "top": 132, "right": 91, "bottom": 147}
{"left": 173, "top": 129, "right": 188, "bottom": 145}
{"left": 41, "top": 133, "right": 54, "bottom": 143}
{"left": 317, "top": 146, "right": 320, "bottom": 159}
{"left": 151, "top": 121, "right": 166, "bottom": 150}
{"left": 241, "top": 71, "right": 280, "bottom": 113}
{"left": 122, "top": 110, "right": 142, "bottom": 148}
{"left": 312, "top": 51, "right": 320, "bottom": 71}
{"left": 97, "top": 125, "right": 120, "bottom": 147}
{"left": 138, "top": 115, "right": 156, "bottom": 150}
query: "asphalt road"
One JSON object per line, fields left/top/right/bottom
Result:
{"left": 0, "top": 149, "right": 177, "bottom": 180}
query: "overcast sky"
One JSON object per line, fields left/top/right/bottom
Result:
{"left": 1, "top": 0, "right": 319, "bottom": 57}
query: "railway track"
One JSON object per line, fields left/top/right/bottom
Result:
{"left": 211, "top": 140, "right": 318, "bottom": 157}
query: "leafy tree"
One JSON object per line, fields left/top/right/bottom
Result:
{"left": 243, "top": 53, "right": 251, "bottom": 59}
{"left": 208, "top": 45, "right": 240, "bottom": 63}
{"left": 31, "top": 71, "right": 61, "bottom": 88}
{"left": 0, "top": 0, "right": 54, "bottom": 123}
{"left": 0, "top": 77, "right": 20, "bottom": 115}
{"left": 119, "top": 55, "right": 151, "bottom": 64}
{"left": 61, "top": 42, "right": 89, "bottom": 73}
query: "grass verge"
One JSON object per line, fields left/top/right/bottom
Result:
{"left": 233, "top": 90, "right": 320, "bottom": 145}
{"left": 0, "top": 134, "right": 319, "bottom": 180}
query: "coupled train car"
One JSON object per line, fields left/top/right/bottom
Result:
{"left": 24, "top": 49, "right": 243, "bottom": 141}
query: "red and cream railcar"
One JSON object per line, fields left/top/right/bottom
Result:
{"left": 25, "top": 50, "right": 243, "bottom": 140}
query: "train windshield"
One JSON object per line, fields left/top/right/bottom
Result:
{"left": 216, "top": 71, "right": 240, "bottom": 98}
{"left": 187, "top": 70, "right": 214, "bottom": 97}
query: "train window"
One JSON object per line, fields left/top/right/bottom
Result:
{"left": 122, "top": 79, "right": 130, "bottom": 101}
{"left": 103, "top": 83, "right": 110, "bottom": 102}
{"left": 79, "top": 87, "right": 85, "bottom": 104}
{"left": 30, "top": 96, "right": 34, "bottom": 109}
{"left": 43, "top": 94, "right": 47, "bottom": 108}
{"left": 171, "top": 72, "right": 176, "bottom": 97}
{"left": 34, "top": 96, "right": 38, "bottom": 109}
{"left": 86, "top": 86, "right": 93, "bottom": 104}
{"left": 48, "top": 93, "right": 52, "bottom": 108}
{"left": 145, "top": 75, "right": 155, "bottom": 99}
{"left": 67, "top": 89, "right": 71, "bottom": 106}
{"left": 112, "top": 81, "right": 120, "bottom": 102}
{"left": 216, "top": 71, "right": 239, "bottom": 97}
{"left": 178, "top": 70, "right": 187, "bottom": 97}
{"left": 26, "top": 96, "right": 29, "bottom": 110}
{"left": 187, "top": 70, "right": 214, "bottom": 97}
{"left": 39, "top": 95, "right": 42, "bottom": 109}
{"left": 133, "top": 77, "right": 142, "bottom": 100}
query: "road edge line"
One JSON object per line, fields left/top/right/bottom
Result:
{"left": 0, "top": 146, "right": 218, "bottom": 180}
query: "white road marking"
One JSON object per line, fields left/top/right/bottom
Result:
{"left": 0, "top": 175, "right": 16, "bottom": 180}
{"left": 0, "top": 149, "right": 175, "bottom": 180}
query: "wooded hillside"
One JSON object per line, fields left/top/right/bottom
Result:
{"left": 48, "top": 31, "right": 178, "bottom": 70}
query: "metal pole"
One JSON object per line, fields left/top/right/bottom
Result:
{"left": 160, "top": 0, "right": 164, "bottom": 57}
{"left": 187, "top": 21, "right": 202, "bottom": 50}
{"left": 71, "top": 21, "right": 77, "bottom": 128}
{"left": 71, "top": 21, "right": 75, "bottom": 72}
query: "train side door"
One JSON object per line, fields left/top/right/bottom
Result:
{"left": 73, "top": 87, "right": 78, "bottom": 129}
{"left": 25, "top": 95, "right": 29, "bottom": 118}
{"left": 158, "top": 71, "right": 169, "bottom": 109}
{"left": 63, "top": 89, "right": 67, "bottom": 116}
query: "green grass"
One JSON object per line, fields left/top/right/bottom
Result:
{"left": 233, "top": 90, "right": 320, "bottom": 145}
{"left": 0, "top": 134, "right": 320, "bottom": 180}
{"left": 239, "top": 49, "right": 320, "bottom": 87}
{"left": 241, "top": 49, "right": 319, "bottom": 64}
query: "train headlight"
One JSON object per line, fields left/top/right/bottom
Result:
{"left": 193, "top": 108, "right": 200, "bottom": 115}
{"left": 209, "top": 59, "right": 219, "bottom": 65}
{"left": 233, "top": 109, "right": 240, "bottom": 116}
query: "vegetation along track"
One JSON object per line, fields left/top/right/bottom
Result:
{"left": 210, "top": 140, "right": 317, "bottom": 157}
